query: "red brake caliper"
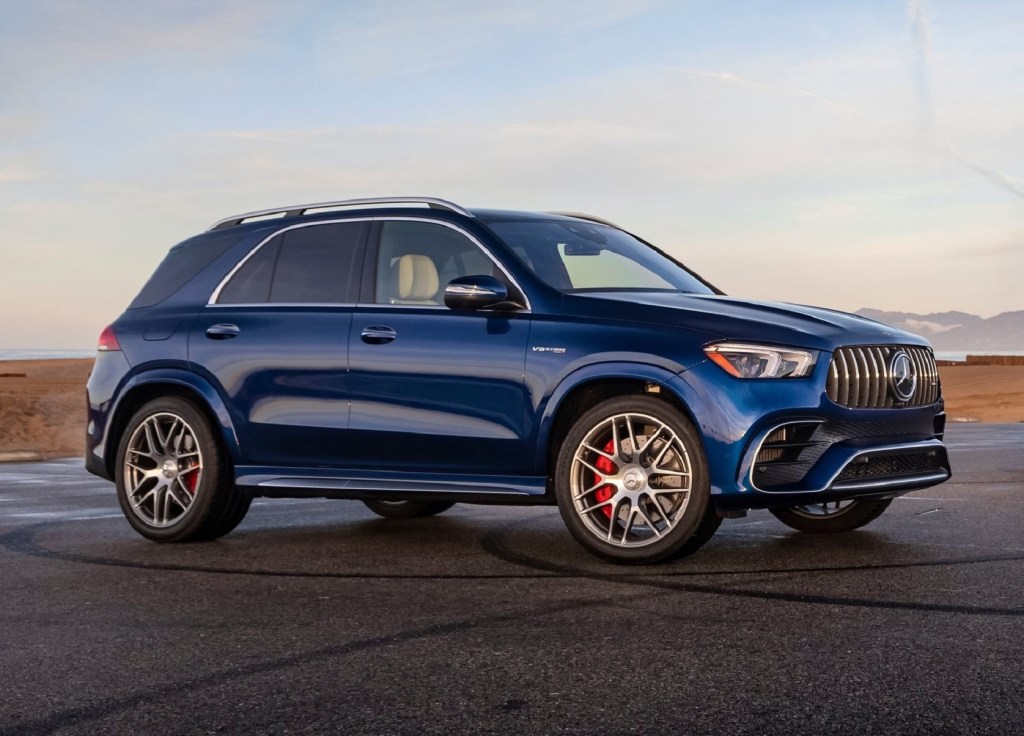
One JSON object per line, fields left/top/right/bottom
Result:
{"left": 183, "top": 466, "right": 199, "bottom": 494}
{"left": 592, "top": 440, "right": 617, "bottom": 519}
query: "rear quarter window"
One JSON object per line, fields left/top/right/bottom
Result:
{"left": 129, "top": 234, "right": 242, "bottom": 309}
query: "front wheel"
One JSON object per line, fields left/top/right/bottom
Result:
{"left": 769, "top": 498, "right": 893, "bottom": 533}
{"left": 555, "top": 396, "right": 714, "bottom": 564}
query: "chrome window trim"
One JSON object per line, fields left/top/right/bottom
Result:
{"left": 208, "top": 216, "right": 532, "bottom": 311}
{"left": 206, "top": 303, "right": 358, "bottom": 309}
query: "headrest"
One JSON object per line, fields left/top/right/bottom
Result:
{"left": 396, "top": 254, "right": 439, "bottom": 300}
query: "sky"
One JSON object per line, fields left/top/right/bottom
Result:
{"left": 0, "top": 0, "right": 1021, "bottom": 349}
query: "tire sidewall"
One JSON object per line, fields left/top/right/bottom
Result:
{"left": 115, "top": 396, "right": 226, "bottom": 542}
{"left": 554, "top": 395, "right": 712, "bottom": 564}
{"left": 770, "top": 498, "right": 892, "bottom": 534}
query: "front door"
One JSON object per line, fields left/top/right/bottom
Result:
{"left": 346, "top": 219, "right": 532, "bottom": 475}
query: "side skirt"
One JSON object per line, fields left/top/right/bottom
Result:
{"left": 235, "top": 466, "right": 552, "bottom": 506}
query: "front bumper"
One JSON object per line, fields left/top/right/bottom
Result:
{"left": 666, "top": 359, "right": 950, "bottom": 511}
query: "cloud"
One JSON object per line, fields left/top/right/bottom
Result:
{"left": 676, "top": 68, "right": 866, "bottom": 118}
{"left": 0, "top": 162, "right": 44, "bottom": 185}
{"left": 315, "top": 0, "right": 661, "bottom": 82}
{"left": 0, "top": 1, "right": 280, "bottom": 98}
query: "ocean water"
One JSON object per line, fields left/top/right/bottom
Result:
{"left": 934, "top": 350, "right": 1024, "bottom": 362}
{"left": 0, "top": 349, "right": 95, "bottom": 361}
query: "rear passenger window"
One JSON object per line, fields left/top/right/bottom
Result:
{"left": 131, "top": 233, "right": 242, "bottom": 309}
{"left": 216, "top": 235, "right": 279, "bottom": 304}
{"left": 217, "top": 222, "right": 365, "bottom": 304}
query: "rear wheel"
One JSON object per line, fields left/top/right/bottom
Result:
{"left": 769, "top": 498, "right": 892, "bottom": 533}
{"left": 115, "top": 396, "right": 249, "bottom": 542}
{"left": 362, "top": 500, "right": 455, "bottom": 519}
{"left": 555, "top": 396, "right": 714, "bottom": 564}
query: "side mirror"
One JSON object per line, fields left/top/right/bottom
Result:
{"left": 444, "top": 275, "right": 511, "bottom": 311}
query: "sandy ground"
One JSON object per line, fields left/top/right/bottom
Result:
{"left": 0, "top": 358, "right": 1021, "bottom": 457}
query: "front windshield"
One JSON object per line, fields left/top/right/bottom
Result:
{"left": 485, "top": 219, "right": 715, "bottom": 294}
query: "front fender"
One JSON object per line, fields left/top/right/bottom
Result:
{"left": 531, "top": 360, "right": 688, "bottom": 473}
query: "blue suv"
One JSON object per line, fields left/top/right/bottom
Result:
{"left": 86, "top": 197, "right": 950, "bottom": 563}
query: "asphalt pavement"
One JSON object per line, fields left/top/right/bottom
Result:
{"left": 1, "top": 424, "right": 1022, "bottom": 735}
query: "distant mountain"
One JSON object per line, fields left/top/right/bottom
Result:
{"left": 856, "top": 309, "right": 1024, "bottom": 351}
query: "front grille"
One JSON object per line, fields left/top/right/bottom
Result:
{"left": 826, "top": 345, "right": 940, "bottom": 409}
{"left": 834, "top": 450, "right": 943, "bottom": 482}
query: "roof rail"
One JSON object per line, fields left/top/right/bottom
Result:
{"left": 208, "top": 197, "right": 472, "bottom": 231}
{"left": 548, "top": 211, "right": 624, "bottom": 230}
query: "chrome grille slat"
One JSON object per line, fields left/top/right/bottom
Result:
{"left": 826, "top": 345, "right": 940, "bottom": 409}
{"left": 836, "top": 349, "right": 850, "bottom": 407}
{"left": 848, "top": 348, "right": 861, "bottom": 407}
{"left": 864, "top": 347, "right": 880, "bottom": 408}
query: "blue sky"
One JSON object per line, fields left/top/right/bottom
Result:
{"left": 1, "top": 0, "right": 1021, "bottom": 348}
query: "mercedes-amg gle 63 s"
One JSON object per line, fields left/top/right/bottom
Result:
{"left": 86, "top": 197, "right": 950, "bottom": 563}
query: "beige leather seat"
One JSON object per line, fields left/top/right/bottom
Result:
{"left": 391, "top": 254, "right": 440, "bottom": 304}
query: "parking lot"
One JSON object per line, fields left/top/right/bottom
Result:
{"left": 1, "top": 424, "right": 1022, "bottom": 735}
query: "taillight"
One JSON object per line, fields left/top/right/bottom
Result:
{"left": 97, "top": 324, "right": 122, "bottom": 352}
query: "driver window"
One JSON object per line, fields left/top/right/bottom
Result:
{"left": 375, "top": 221, "right": 502, "bottom": 305}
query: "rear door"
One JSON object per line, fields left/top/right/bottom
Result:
{"left": 346, "top": 219, "right": 533, "bottom": 475}
{"left": 190, "top": 220, "right": 367, "bottom": 467}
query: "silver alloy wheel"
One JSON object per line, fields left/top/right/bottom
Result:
{"left": 570, "top": 412, "right": 693, "bottom": 548}
{"left": 790, "top": 500, "right": 857, "bottom": 519}
{"left": 123, "top": 411, "right": 204, "bottom": 528}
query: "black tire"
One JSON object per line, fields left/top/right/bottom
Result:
{"left": 115, "top": 396, "right": 248, "bottom": 542}
{"left": 769, "top": 498, "right": 893, "bottom": 534}
{"left": 362, "top": 500, "right": 456, "bottom": 519}
{"left": 554, "top": 395, "right": 713, "bottom": 564}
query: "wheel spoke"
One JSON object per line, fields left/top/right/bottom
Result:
{"left": 167, "top": 479, "right": 192, "bottom": 509}
{"left": 619, "top": 505, "right": 637, "bottom": 545}
{"left": 624, "top": 416, "right": 639, "bottom": 461}
{"left": 635, "top": 505, "right": 662, "bottom": 538}
{"left": 606, "top": 499, "right": 624, "bottom": 543}
{"left": 637, "top": 423, "right": 666, "bottom": 457}
{"left": 643, "top": 493, "right": 672, "bottom": 528}
{"left": 610, "top": 419, "right": 623, "bottom": 462}
{"left": 582, "top": 442, "right": 617, "bottom": 465}
{"left": 573, "top": 479, "right": 608, "bottom": 501}
{"left": 153, "top": 418, "right": 171, "bottom": 455}
{"left": 580, "top": 498, "right": 615, "bottom": 515}
{"left": 142, "top": 421, "right": 159, "bottom": 455}
{"left": 575, "top": 456, "right": 605, "bottom": 477}
{"left": 650, "top": 431, "right": 680, "bottom": 469}
{"left": 131, "top": 486, "right": 157, "bottom": 511}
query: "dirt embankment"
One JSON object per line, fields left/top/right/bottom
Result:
{"left": 0, "top": 358, "right": 1021, "bottom": 458}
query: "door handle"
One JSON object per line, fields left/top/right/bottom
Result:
{"left": 360, "top": 326, "right": 397, "bottom": 344}
{"left": 206, "top": 323, "right": 240, "bottom": 340}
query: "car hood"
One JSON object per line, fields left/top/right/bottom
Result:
{"left": 568, "top": 292, "right": 928, "bottom": 351}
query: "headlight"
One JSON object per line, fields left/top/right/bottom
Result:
{"left": 704, "top": 342, "right": 818, "bottom": 379}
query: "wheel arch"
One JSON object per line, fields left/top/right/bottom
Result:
{"left": 103, "top": 369, "right": 240, "bottom": 478}
{"left": 537, "top": 363, "right": 702, "bottom": 487}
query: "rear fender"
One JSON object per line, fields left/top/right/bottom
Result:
{"left": 105, "top": 368, "right": 241, "bottom": 470}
